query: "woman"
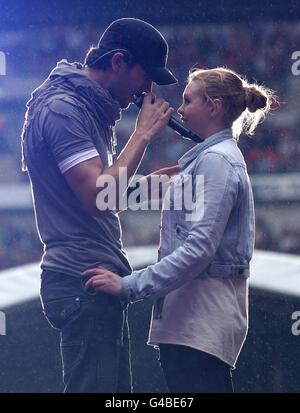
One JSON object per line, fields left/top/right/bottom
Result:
{"left": 84, "top": 67, "right": 274, "bottom": 392}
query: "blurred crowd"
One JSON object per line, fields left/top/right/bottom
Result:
{"left": 255, "top": 218, "right": 300, "bottom": 255}
{"left": 1, "top": 210, "right": 300, "bottom": 272}
{"left": 1, "top": 20, "right": 300, "bottom": 270}
{"left": 0, "top": 213, "right": 42, "bottom": 271}
{"left": 1, "top": 21, "right": 300, "bottom": 174}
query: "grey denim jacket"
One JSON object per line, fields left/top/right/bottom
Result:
{"left": 123, "top": 128, "right": 255, "bottom": 302}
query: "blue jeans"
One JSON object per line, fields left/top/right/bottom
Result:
{"left": 40, "top": 270, "right": 132, "bottom": 393}
{"left": 159, "top": 344, "right": 234, "bottom": 393}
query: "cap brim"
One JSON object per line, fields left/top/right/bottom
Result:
{"left": 148, "top": 67, "right": 178, "bottom": 85}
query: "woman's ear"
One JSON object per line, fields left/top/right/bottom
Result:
{"left": 210, "top": 98, "right": 223, "bottom": 118}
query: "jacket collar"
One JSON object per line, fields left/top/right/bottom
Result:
{"left": 178, "top": 128, "right": 233, "bottom": 169}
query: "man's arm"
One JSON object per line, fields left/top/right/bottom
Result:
{"left": 64, "top": 94, "right": 173, "bottom": 216}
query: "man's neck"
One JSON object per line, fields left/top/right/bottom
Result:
{"left": 84, "top": 66, "right": 112, "bottom": 93}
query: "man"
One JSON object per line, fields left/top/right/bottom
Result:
{"left": 21, "top": 18, "right": 177, "bottom": 393}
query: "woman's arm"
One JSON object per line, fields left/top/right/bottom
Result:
{"left": 84, "top": 152, "right": 239, "bottom": 301}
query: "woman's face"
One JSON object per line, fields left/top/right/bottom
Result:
{"left": 177, "top": 80, "right": 213, "bottom": 138}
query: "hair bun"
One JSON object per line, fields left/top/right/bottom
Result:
{"left": 244, "top": 86, "right": 267, "bottom": 113}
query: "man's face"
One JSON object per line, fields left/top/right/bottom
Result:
{"left": 111, "top": 62, "right": 153, "bottom": 109}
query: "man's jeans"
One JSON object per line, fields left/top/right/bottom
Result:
{"left": 41, "top": 271, "right": 132, "bottom": 393}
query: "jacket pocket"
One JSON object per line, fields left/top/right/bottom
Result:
{"left": 175, "top": 223, "right": 189, "bottom": 242}
{"left": 153, "top": 297, "right": 165, "bottom": 320}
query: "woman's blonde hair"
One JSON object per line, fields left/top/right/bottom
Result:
{"left": 188, "top": 67, "right": 275, "bottom": 139}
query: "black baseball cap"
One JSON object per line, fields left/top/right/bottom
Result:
{"left": 97, "top": 18, "right": 177, "bottom": 86}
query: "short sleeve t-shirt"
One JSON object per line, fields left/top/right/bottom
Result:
{"left": 23, "top": 97, "right": 131, "bottom": 281}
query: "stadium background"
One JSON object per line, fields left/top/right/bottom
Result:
{"left": 1, "top": 0, "right": 300, "bottom": 392}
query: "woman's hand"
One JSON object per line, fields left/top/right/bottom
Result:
{"left": 83, "top": 267, "right": 125, "bottom": 297}
{"left": 151, "top": 165, "right": 180, "bottom": 178}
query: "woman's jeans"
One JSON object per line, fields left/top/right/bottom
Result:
{"left": 41, "top": 270, "right": 132, "bottom": 393}
{"left": 159, "top": 344, "right": 234, "bottom": 393}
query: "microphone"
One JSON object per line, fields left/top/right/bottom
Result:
{"left": 134, "top": 93, "right": 203, "bottom": 143}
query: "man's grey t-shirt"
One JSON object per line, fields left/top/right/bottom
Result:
{"left": 23, "top": 96, "right": 131, "bottom": 280}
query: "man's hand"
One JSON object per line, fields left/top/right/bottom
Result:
{"left": 135, "top": 93, "right": 174, "bottom": 142}
{"left": 83, "top": 267, "right": 125, "bottom": 297}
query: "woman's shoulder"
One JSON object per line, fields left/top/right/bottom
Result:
{"left": 202, "top": 139, "right": 246, "bottom": 168}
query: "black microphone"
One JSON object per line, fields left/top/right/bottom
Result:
{"left": 134, "top": 93, "right": 203, "bottom": 143}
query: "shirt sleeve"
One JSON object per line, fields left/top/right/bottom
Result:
{"left": 58, "top": 149, "right": 99, "bottom": 174}
{"left": 122, "top": 152, "right": 239, "bottom": 303}
{"left": 40, "top": 98, "right": 99, "bottom": 165}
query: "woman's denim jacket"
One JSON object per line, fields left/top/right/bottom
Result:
{"left": 123, "top": 129, "right": 255, "bottom": 302}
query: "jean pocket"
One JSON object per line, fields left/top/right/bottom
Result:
{"left": 42, "top": 296, "right": 81, "bottom": 330}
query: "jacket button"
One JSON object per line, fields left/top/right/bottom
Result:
{"left": 176, "top": 226, "right": 180, "bottom": 234}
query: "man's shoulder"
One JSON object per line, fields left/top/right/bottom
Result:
{"left": 46, "top": 95, "right": 85, "bottom": 117}
{"left": 39, "top": 96, "right": 92, "bottom": 132}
